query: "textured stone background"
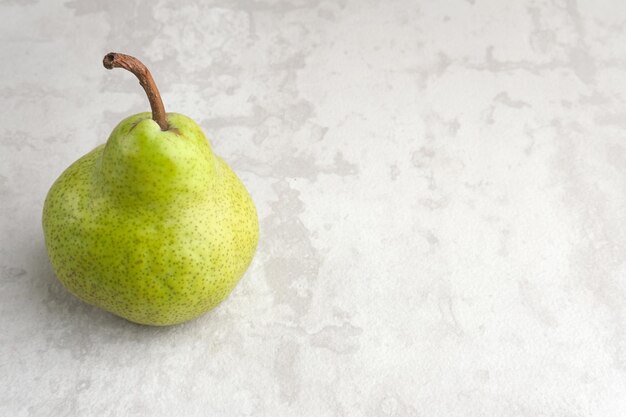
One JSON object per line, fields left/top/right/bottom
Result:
{"left": 2, "top": 0, "right": 626, "bottom": 415}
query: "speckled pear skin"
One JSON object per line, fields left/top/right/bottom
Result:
{"left": 42, "top": 113, "right": 259, "bottom": 326}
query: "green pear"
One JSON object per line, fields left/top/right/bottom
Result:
{"left": 42, "top": 53, "right": 259, "bottom": 326}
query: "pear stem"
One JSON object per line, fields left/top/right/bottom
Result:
{"left": 103, "top": 52, "right": 169, "bottom": 131}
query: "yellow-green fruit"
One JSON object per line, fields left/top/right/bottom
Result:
{"left": 42, "top": 112, "right": 259, "bottom": 325}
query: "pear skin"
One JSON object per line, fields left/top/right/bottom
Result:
{"left": 42, "top": 54, "right": 259, "bottom": 325}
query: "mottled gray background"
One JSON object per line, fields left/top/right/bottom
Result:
{"left": 2, "top": 0, "right": 626, "bottom": 415}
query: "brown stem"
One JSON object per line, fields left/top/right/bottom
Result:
{"left": 103, "top": 52, "right": 169, "bottom": 131}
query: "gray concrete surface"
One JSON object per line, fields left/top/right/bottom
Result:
{"left": 2, "top": 0, "right": 626, "bottom": 415}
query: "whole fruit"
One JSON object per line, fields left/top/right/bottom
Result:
{"left": 42, "top": 52, "right": 259, "bottom": 325}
